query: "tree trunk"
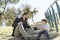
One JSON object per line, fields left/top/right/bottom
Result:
{"left": 32, "top": 14, "right": 34, "bottom": 23}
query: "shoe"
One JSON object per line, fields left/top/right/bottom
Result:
{"left": 11, "top": 34, "right": 15, "bottom": 37}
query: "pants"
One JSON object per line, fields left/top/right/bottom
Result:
{"left": 37, "top": 30, "right": 50, "bottom": 40}
{"left": 16, "top": 37, "right": 25, "bottom": 40}
{"left": 12, "top": 27, "right": 16, "bottom": 36}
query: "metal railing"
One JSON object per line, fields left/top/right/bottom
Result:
{"left": 45, "top": 0, "right": 60, "bottom": 32}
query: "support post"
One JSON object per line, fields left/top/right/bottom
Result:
{"left": 48, "top": 9, "right": 54, "bottom": 28}
{"left": 51, "top": 6, "right": 58, "bottom": 32}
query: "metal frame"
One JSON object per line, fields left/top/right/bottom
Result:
{"left": 45, "top": 0, "right": 60, "bottom": 32}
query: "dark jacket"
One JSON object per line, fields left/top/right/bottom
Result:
{"left": 12, "top": 17, "right": 30, "bottom": 29}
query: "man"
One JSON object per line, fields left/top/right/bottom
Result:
{"left": 12, "top": 12, "right": 30, "bottom": 37}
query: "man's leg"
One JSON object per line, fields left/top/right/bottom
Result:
{"left": 12, "top": 27, "right": 16, "bottom": 36}
{"left": 16, "top": 37, "right": 24, "bottom": 40}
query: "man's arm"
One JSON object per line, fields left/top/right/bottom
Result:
{"left": 12, "top": 17, "right": 19, "bottom": 28}
{"left": 37, "top": 25, "right": 47, "bottom": 31}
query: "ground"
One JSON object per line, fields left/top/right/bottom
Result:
{"left": 0, "top": 26, "right": 13, "bottom": 40}
{"left": 0, "top": 26, "right": 60, "bottom": 40}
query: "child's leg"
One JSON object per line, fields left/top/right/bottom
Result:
{"left": 36, "top": 31, "right": 44, "bottom": 40}
{"left": 44, "top": 30, "right": 50, "bottom": 40}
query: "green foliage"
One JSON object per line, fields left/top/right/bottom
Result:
{"left": 4, "top": 8, "right": 16, "bottom": 26}
{"left": 22, "top": 5, "right": 38, "bottom": 23}
{"left": 0, "top": 1, "right": 38, "bottom": 26}
{"left": 0, "top": 7, "right": 16, "bottom": 26}
{"left": 10, "top": 0, "right": 20, "bottom": 3}
{"left": 22, "top": 5, "right": 38, "bottom": 17}
{"left": 0, "top": 0, "right": 19, "bottom": 26}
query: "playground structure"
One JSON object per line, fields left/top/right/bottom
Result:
{"left": 45, "top": 0, "right": 60, "bottom": 32}
{"left": 0, "top": 0, "right": 60, "bottom": 39}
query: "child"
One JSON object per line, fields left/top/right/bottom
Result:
{"left": 36, "top": 19, "right": 50, "bottom": 40}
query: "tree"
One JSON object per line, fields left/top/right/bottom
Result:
{"left": 0, "top": 0, "right": 19, "bottom": 14}
{"left": 31, "top": 8, "right": 38, "bottom": 23}
{"left": 0, "top": 0, "right": 38, "bottom": 26}
{"left": 22, "top": 5, "right": 38, "bottom": 23}
{"left": 4, "top": 7, "right": 16, "bottom": 25}
{"left": 0, "top": 0, "right": 19, "bottom": 26}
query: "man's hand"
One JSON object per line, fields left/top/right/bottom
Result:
{"left": 18, "top": 22, "right": 23, "bottom": 25}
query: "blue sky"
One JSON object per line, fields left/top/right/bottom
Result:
{"left": 7, "top": 0, "right": 56, "bottom": 24}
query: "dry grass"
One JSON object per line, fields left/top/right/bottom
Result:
{"left": 0, "top": 26, "right": 13, "bottom": 40}
{"left": 0, "top": 26, "right": 60, "bottom": 40}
